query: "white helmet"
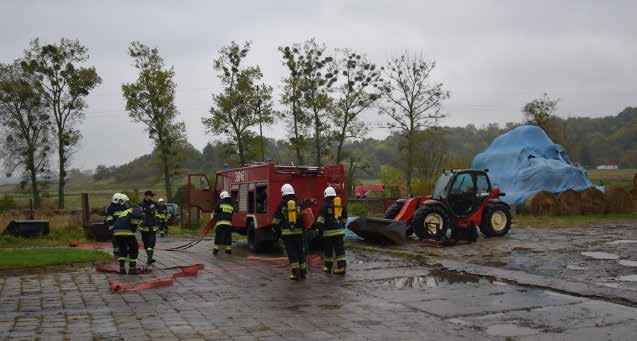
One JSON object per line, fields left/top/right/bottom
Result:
{"left": 118, "top": 194, "right": 130, "bottom": 205}
{"left": 158, "top": 198, "right": 165, "bottom": 203}
{"left": 220, "top": 191, "right": 230, "bottom": 199}
{"left": 281, "top": 184, "right": 295, "bottom": 196}
{"left": 112, "top": 193, "right": 122, "bottom": 204}
{"left": 324, "top": 186, "right": 336, "bottom": 198}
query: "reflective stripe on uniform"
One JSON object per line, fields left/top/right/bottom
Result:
{"left": 323, "top": 229, "right": 345, "bottom": 237}
{"left": 299, "top": 263, "right": 306, "bottom": 270}
{"left": 113, "top": 230, "right": 133, "bottom": 236}
{"left": 289, "top": 262, "right": 300, "bottom": 269}
{"left": 214, "top": 220, "right": 232, "bottom": 228}
{"left": 225, "top": 246, "right": 232, "bottom": 250}
{"left": 213, "top": 245, "right": 219, "bottom": 250}
{"left": 335, "top": 256, "right": 346, "bottom": 261}
{"left": 281, "top": 229, "right": 303, "bottom": 236}
{"left": 272, "top": 218, "right": 281, "bottom": 224}
{"left": 316, "top": 216, "right": 325, "bottom": 224}
{"left": 333, "top": 267, "right": 345, "bottom": 273}
{"left": 118, "top": 257, "right": 128, "bottom": 261}
{"left": 220, "top": 204, "right": 234, "bottom": 213}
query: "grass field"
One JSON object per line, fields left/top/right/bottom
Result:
{"left": 587, "top": 168, "right": 636, "bottom": 190}
{"left": 0, "top": 248, "right": 111, "bottom": 270}
{"left": 515, "top": 213, "right": 637, "bottom": 227}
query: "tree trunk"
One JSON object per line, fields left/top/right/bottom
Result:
{"left": 258, "top": 119, "right": 265, "bottom": 162}
{"left": 57, "top": 137, "right": 65, "bottom": 209}
{"left": 336, "top": 122, "right": 348, "bottom": 163}
{"left": 314, "top": 110, "right": 321, "bottom": 167}
{"left": 406, "top": 130, "right": 414, "bottom": 196}
{"left": 28, "top": 162, "right": 40, "bottom": 209}
{"left": 237, "top": 135, "right": 246, "bottom": 165}
{"left": 292, "top": 100, "right": 304, "bottom": 165}
{"left": 160, "top": 147, "right": 173, "bottom": 202}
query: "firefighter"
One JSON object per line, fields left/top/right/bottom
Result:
{"left": 105, "top": 193, "right": 127, "bottom": 258}
{"left": 156, "top": 198, "right": 168, "bottom": 237}
{"left": 212, "top": 191, "right": 234, "bottom": 255}
{"left": 317, "top": 186, "right": 348, "bottom": 275}
{"left": 111, "top": 201, "right": 144, "bottom": 274}
{"left": 273, "top": 184, "right": 306, "bottom": 280}
{"left": 139, "top": 190, "right": 159, "bottom": 267}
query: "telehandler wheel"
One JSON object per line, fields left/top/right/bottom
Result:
{"left": 412, "top": 205, "right": 451, "bottom": 240}
{"left": 480, "top": 204, "right": 512, "bottom": 237}
{"left": 384, "top": 200, "right": 405, "bottom": 219}
{"left": 385, "top": 200, "right": 413, "bottom": 238}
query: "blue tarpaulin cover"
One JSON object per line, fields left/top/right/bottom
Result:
{"left": 471, "top": 125, "right": 592, "bottom": 205}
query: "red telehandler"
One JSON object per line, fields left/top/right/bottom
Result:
{"left": 349, "top": 169, "right": 512, "bottom": 245}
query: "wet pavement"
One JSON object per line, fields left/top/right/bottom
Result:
{"left": 367, "top": 222, "right": 637, "bottom": 295}
{"left": 1, "top": 233, "right": 636, "bottom": 340}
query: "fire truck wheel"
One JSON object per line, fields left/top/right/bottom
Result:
{"left": 247, "top": 221, "right": 265, "bottom": 253}
{"left": 412, "top": 205, "right": 450, "bottom": 240}
{"left": 479, "top": 203, "right": 512, "bottom": 237}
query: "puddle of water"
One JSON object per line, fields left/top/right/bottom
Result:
{"left": 377, "top": 270, "right": 483, "bottom": 289}
{"left": 581, "top": 252, "right": 619, "bottom": 260}
{"left": 566, "top": 265, "right": 589, "bottom": 270}
{"left": 617, "top": 275, "right": 637, "bottom": 282}
{"left": 486, "top": 324, "right": 539, "bottom": 337}
{"left": 618, "top": 260, "right": 637, "bottom": 267}
{"left": 605, "top": 240, "right": 637, "bottom": 245}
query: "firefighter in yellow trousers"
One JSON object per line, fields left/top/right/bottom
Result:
{"left": 317, "top": 186, "right": 348, "bottom": 275}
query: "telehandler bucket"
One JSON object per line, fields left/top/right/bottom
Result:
{"left": 348, "top": 217, "right": 407, "bottom": 245}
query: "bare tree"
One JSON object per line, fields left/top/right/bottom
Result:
{"left": 122, "top": 42, "right": 185, "bottom": 202}
{"left": 331, "top": 50, "right": 383, "bottom": 163}
{"left": 21, "top": 38, "right": 101, "bottom": 208}
{"left": 0, "top": 62, "right": 51, "bottom": 208}
{"left": 380, "top": 52, "right": 449, "bottom": 194}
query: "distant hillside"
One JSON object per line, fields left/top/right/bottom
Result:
{"left": 87, "top": 106, "right": 637, "bottom": 185}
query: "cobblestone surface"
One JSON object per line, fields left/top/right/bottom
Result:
{"left": 1, "top": 236, "right": 636, "bottom": 340}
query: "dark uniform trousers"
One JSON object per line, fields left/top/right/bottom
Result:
{"left": 214, "top": 224, "right": 233, "bottom": 251}
{"left": 116, "top": 235, "right": 139, "bottom": 267}
{"left": 322, "top": 234, "right": 346, "bottom": 273}
{"left": 283, "top": 234, "right": 306, "bottom": 271}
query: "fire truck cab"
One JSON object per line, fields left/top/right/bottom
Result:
{"left": 188, "top": 162, "right": 346, "bottom": 252}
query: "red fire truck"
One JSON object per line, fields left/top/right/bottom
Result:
{"left": 188, "top": 162, "right": 346, "bottom": 252}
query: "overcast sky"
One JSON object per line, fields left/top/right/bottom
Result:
{"left": 1, "top": 0, "right": 635, "bottom": 171}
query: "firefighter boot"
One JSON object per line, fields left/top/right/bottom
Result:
{"left": 300, "top": 264, "right": 307, "bottom": 279}
{"left": 146, "top": 250, "right": 155, "bottom": 266}
{"left": 225, "top": 246, "right": 232, "bottom": 255}
{"left": 334, "top": 260, "right": 346, "bottom": 275}
{"left": 289, "top": 268, "right": 300, "bottom": 281}
{"left": 128, "top": 262, "right": 140, "bottom": 275}
{"left": 213, "top": 245, "right": 219, "bottom": 255}
{"left": 118, "top": 259, "right": 126, "bottom": 275}
{"left": 323, "top": 260, "right": 333, "bottom": 274}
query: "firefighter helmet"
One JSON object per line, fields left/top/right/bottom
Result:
{"left": 119, "top": 194, "right": 130, "bottom": 204}
{"left": 281, "top": 184, "right": 295, "bottom": 196}
{"left": 112, "top": 193, "right": 122, "bottom": 203}
{"left": 324, "top": 186, "right": 336, "bottom": 198}
{"left": 220, "top": 191, "right": 230, "bottom": 199}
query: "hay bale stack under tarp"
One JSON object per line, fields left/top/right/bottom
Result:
{"left": 558, "top": 189, "right": 582, "bottom": 215}
{"left": 581, "top": 187, "right": 605, "bottom": 215}
{"left": 522, "top": 191, "right": 560, "bottom": 216}
{"left": 604, "top": 187, "right": 633, "bottom": 214}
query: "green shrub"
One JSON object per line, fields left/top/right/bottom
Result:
{"left": 348, "top": 201, "right": 368, "bottom": 217}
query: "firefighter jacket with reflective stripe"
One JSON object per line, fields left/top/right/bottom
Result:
{"left": 111, "top": 208, "right": 143, "bottom": 236}
{"left": 139, "top": 199, "right": 159, "bottom": 232}
{"left": 272, "top": 196, "right": 304, "bottom": 236}
{"left": 105, "top": 203, "right": 127, "bottom": 228}
{"left": 316, "top": 198, "right": 348, "bottom": 237}
{"left": 156, "top": 204, "right": 168, "bottom": 223}
{"left": 212, "top": 199, "right": 234, "bottom": 228}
